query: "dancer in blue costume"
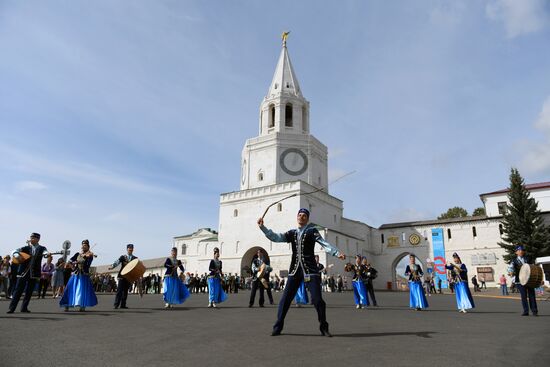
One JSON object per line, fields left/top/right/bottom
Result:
{"left": 207, "top": 247, "right": 227, "bottom": 308}
{"left": 445, "top": 252, "right": 475, "bottom": 313}
{"left": 404, "top": 254, "right": 429, "bottom": 311}
{"left": 345, "top": 255, "right": 369, "bottom": 309}
{"left": 163, "top": 247, "right": 190, "bottom": 308}
{"left": 294, "top": 280, "right": 309, "bottom": 307}
{"left": 60, "top": 240, "right": 98, "bottom": 312}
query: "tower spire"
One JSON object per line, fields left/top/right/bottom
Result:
{"left": 266, "top": 33, "right": 302, "bottom": 98}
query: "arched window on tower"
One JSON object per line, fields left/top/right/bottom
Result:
{"left": 302, "top": 106, "right": 308, "bottom": 132}
{"left": 277, "top": 203, "right": 282, "bottom": 212}
{"left": 181, "top": 243, "right": 187, "bottom": 255}
{"left": 268, "top": 104, "right": 275, "bottom": 128}
{"left": 258, "top": 171, "right": 264, "bottom": 182}
{"left": 499, "top": 223, "right": 504, "bottom": 236}
{"left": 233, "top": 209, "right": 238, "bottom": 217}
{"left": 285, "top": 103, "right": 293, "bottom": 127}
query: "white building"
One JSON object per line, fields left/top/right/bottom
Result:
{"left": 173, "top": 40, "right": 550, "bottom": 289}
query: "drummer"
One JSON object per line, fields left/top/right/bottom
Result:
{"left": 508, "top": 245, "right": 538, "bottom": 316}
{"left": 249, "top": 249, "right": 267, "bottom": 308}
{"left": 109, "top": 244, "right": 138, "bottom": 309}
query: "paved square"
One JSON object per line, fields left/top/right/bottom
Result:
{"left": 1, "top": 291, "right": 548, "bottom": 367}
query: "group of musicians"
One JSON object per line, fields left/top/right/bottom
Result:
{"left": 4, "top": 208, "right": 542, "bottom": 335}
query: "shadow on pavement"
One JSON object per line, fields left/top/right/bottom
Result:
{"left": 283, "top": 331, "right": 437, "bottom": 338}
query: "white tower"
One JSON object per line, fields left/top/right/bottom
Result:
{"left": 240, "top": 40, "right": 329, "bottom": 192}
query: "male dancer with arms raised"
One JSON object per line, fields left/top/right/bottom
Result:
{"left": 258, "top": 208, "right": 345, "bottom": 336}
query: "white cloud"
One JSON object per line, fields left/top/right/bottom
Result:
{"left": 0, "top": 144, "right": 178, "bottom": 196}
{"left": 430, "top": 0, "right": 466, "bottom": 27}
{"left": 14, "top": 180, "right": 47, "bottom": 192}
{"left": 486, "top": 0, "right": 549, "bottom": 38}
{"left": 535, "top": 96, "right": 550, "bottom": 133}
{"left": 386, "top": 208, "right": 434, "bottom": 223}
{"left": 518, "top": 96, "right": 550, "bottom": 175}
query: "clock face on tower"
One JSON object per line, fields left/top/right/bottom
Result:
{"left": 280, "top": 148, "right": 308, "bottom": 176}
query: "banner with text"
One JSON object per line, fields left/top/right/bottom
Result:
{"left": 431, "top": 228, "right": 448, "bottom": 289}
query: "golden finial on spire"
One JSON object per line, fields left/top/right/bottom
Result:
{"left": 282, "top": 31, "right": 290, "bottom": 47}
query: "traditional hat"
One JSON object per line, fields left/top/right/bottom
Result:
{"left": 515, "top": 245, "right": 525, "bottom": 251}
{"left": 30, "top": 232, "right": 41, "bottom": 239}
{"left": 298, "top": 208, "right": 310, "bottom": 217}
{"left": 127, "top": 244, "right": 134, "bottom": 249}
{"left": 82, "top": 239, "right": 90, "bottom": 245}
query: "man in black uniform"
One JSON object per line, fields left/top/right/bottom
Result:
{"left": 258, "top": 208, "right": 346, "bottom": 336}
{"left": 7, "top": 233, "right": 50, "bottom": 313}
{"left": 508, "top": 245, "right": 538, "bottom": 316}
{"left": 314, "top": 255, "right": 326, "bottom": 274}
{"left": 249, "top": 249, "right": 268, "bottom": 307}
{"left": 109, "top": 244, "right": 137, "bottom": 309}
{"left": 362, "top": 257, "right": 378, "bottom": 307}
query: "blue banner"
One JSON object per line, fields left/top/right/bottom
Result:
{"left": 431, "top": 228, "right": 447, "bottom": 289}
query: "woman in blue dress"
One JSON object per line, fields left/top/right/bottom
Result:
{"left": 294, "top": 280, "right": 309, "bottom": 307}
{"left": 207, "top": 247, "right": 227, "bottom": 308}
{"left": 445, "top": 252, "right": 475, "bottom": 313}
{"left": 346, "top": 255, "right": 369, "bottom": 309}
{"left": 163, "top": 247, "right": 190, "bottom": 309}
{"left": 60, "top": 240, "right": 98, "bottom": 312}
{"left": 405, "top": 254, "right": 429, "bottom": 311}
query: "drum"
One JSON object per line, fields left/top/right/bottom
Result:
{"left": 121, "top": 259, "right": 146, "bottom": 283}
{"left": 519, "top": 264, "right": 544, "bottom": 288}
{"left": 12, "top": 252, "right": 31, "bottom": 265}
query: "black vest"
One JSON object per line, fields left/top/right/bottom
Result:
{"left": 17, "top": 244, "right": 49, "bottom": 278}
{"left": 284, "top": 224, "right": 322, "bottom": 276}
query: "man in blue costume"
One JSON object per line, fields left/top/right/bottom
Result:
{"left": 258, "top": 208, "right": 345, "bottom": 336}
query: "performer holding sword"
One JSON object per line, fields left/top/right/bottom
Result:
{"left": 258, "top": 208, "right": 345, "bottom": 337}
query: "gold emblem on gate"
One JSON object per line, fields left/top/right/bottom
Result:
{"left": 409, "top": 234, "right": 421, "bottom": 246}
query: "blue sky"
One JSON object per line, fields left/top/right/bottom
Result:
{"left": 1, "top": 0, "right": 549, "bottom": 263}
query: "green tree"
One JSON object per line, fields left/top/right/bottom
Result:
{"left": 438, "top": 206, "right": 468, "bottom": 220}
{"left": 472, "top": 207, "right": 486, "bottom": 217}
{"left": 498, "top": 168, "right": 550, "bottom": 263}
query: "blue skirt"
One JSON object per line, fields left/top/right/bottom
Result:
{"left": 207, "top": 277, "right": 227, "bottom": 303}
{"left": 455, "top": 281, "right": 475, "bottom": 310}
{"left": 295, "top": 281, "right": 309, "bottom": 304}
{"left": 409, "top": 281, "right": 429, "bottom": 309}
{"left": 60, "top": 274, "right": 98, "bottom": 308}
{"left": 352, "top": 281, "right": 369, "bottom": 306}
{"left": 163, "top": 276, "right": 190, "bottom": 305}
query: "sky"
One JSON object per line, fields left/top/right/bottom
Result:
{"left": 1, "top": 0, "right": 549, "bottom": 264}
